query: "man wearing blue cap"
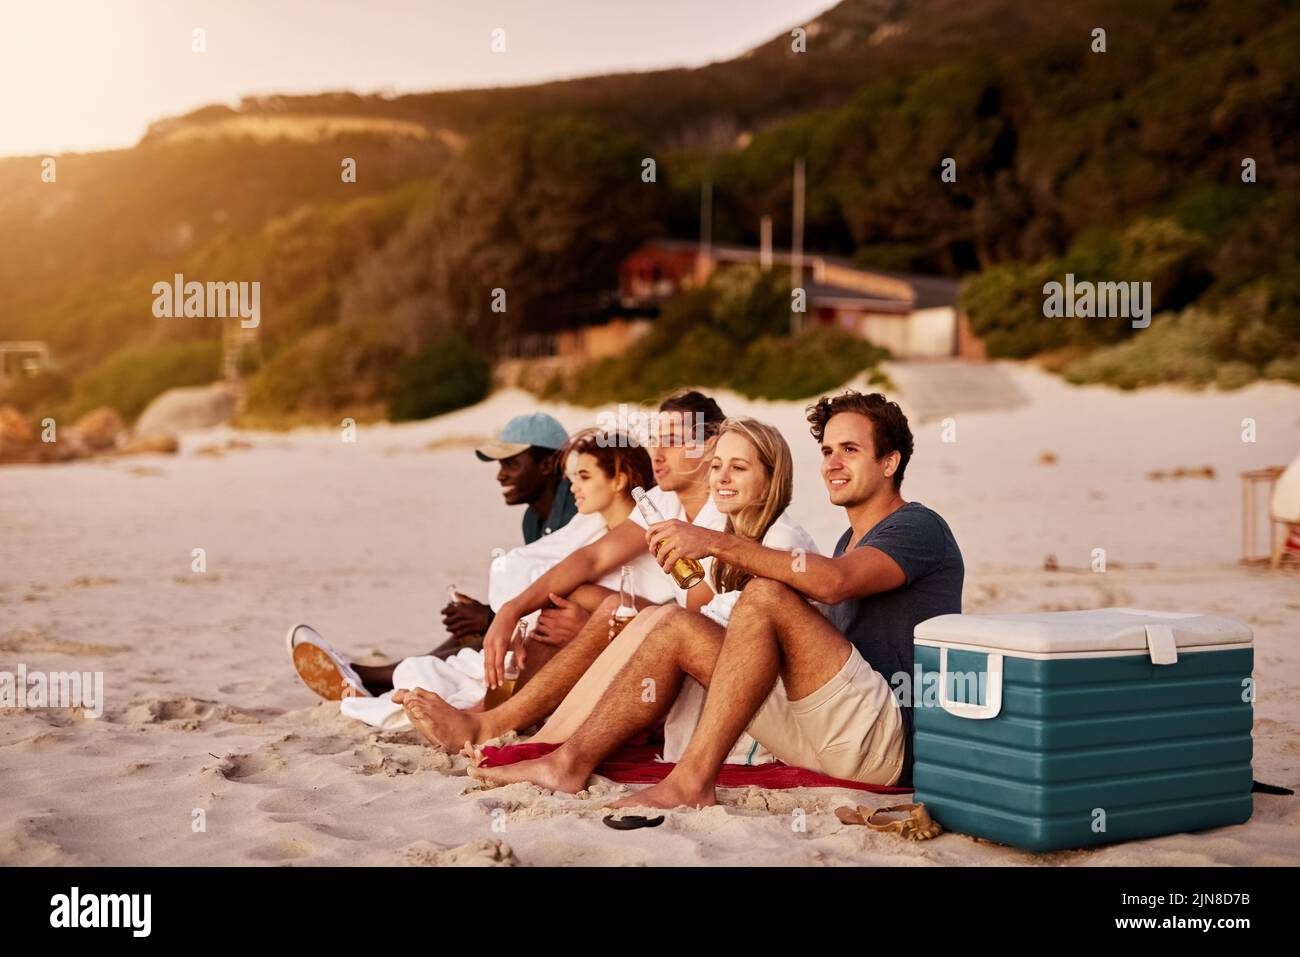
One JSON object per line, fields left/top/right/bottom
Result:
{"left": 474, "top": 412, "right": 579, "bottom": 545}
{"left": 438, "top": 414, "right": 580, "bottom": 644}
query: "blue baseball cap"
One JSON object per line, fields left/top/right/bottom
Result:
{"left": 475, "top": 413, "right": 570, "bottom": 461}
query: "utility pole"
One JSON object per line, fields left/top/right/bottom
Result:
{"left": 791, "top": 158, "right": 805, "bottom": 335}
{"left": 697, "top": 180, "right": 714, "bottom": 285}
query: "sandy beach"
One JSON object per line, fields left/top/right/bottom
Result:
{"left": 2, "top": 363, "right": 1298, "bottom": 866}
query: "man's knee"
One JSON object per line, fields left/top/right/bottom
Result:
{"left": 737, "top": 577, "right": 798, "bottom": 612}
{"left": 568, "top": 583, "right": 615, "bottom": 613}
{"left": 643, "top": 605, "right": 697, "bottom": 651}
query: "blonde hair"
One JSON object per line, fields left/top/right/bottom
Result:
{"left": 710, "top": 417, "right": 794, "bottom": 595}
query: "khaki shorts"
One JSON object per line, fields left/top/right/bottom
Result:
{"left": 746, "top": 645, "right": 905, "bottom": 786}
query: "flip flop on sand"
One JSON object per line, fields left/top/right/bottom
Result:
{"left": 285, "top": 624, "right": 371, "bottom": 700}
{"left": 603, "top": 814, "right": 665, "bottom": 831}
{"left": 835, "top": 802, "right": 943, "bottom": 841}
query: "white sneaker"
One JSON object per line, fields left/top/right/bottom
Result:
{"left": 285, "top": 624, "right": 372, "bottom": 700}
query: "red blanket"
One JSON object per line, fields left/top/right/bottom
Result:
{"left": 478, "top": 741, "right": 912, "bottom": 794}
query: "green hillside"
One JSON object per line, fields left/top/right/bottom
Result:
{"left": 1, "top": 0, "right": 1296, "bottom": 426}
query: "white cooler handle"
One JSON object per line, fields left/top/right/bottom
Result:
{"left": 938, "top": 647, "right": 1004, "bottom": 720}
{"left": 1145, "top": 624, "right": 1179, "bottom": 665}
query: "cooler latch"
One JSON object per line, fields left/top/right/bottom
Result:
{"left": 1145, "top": 624, "right": 1179, "bottom": 665}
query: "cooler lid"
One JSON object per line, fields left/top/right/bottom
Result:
{"left": 914, "top": 607, "right": 1252, "bottom": 658}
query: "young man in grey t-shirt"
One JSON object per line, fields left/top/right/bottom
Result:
{"left": 471, "top": 391, "right": 963, "bottom": 801}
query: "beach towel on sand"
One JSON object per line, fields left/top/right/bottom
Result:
{"left": 478, "top": 740, "right": 913, "bottom": 794}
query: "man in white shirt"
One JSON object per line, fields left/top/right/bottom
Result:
{"left": 392, "top": 391, "right": 728, "bottom": 749}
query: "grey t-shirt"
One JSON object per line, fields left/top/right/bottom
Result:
{"left": 827, "top": 501, "right": 964, "bottom": 787}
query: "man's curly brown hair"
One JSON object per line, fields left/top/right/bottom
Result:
{"left": 805, "top": 391, "right": 913, "bottom": 490}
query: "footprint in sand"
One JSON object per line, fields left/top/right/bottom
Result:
{"left": 255, "top": 791, "right": 318, "bottom": 816}
{"left": 207, "top": 743, "right": 286, "bottom": 781}
{"left": 116, "top": 695, "right": 280, "bottom": 731}
{"left": 0, "top": 627, "right": 129, "bottom": 656}
{"left": 344, "top": 739, "right": 454, "bottom": 777}
{"left": 0, "top": 820, "right": 94, "bottom": 867}
{"left": 217, "top": 678, "right": 275, "bottom": 695}
{"left": 302, "top": 735, "right": 355, "bottom": 756}
{"left": 119, "top": 761, "right": 167, "bottom": 778}
{"left": 304, "top": 821, "right": 371, "bottom": 842}
{"left": 398, "top": 839, "right": 518, "bottom": 867}
{"left": 70, "top": 576, "right": 120, "bottom": 589}
{"left": 15, "top": 710, "right": 88, "bottom": 729}
{"left": 246, "top": 837, "right": 315, "bottom": 862}
{"left": 14, "top": 730, "right": 72, "bottom": 752}
{"left": 136, "top": 671, "right": 175, "bottom": 686}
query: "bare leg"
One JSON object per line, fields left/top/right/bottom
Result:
{"left": 609, "top": 578, "right": 852, "bottom": 810}
{"left": 397, "top": 593, "right": 652, "bottom": 749}
{"left": 469, "top": 607, "right": 725, "bottom": 793}
{"left": 566, "top": 583, "right": 616, "bottom": 612}
{"left": 513, "top": 641, "right": 556, "bottom": 691}
{"left": 531, "top": 605, "right": 675, "bottom": 743}
{"left": 517, "top": 583, "right": 613, "bottom": 691}
{"left": 353, "top": 587, "right": 616, "bottom": 693}
{"left": 353, "top": 661, "right": 398, "bottom": 695}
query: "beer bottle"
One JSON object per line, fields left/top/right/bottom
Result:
{"left": 609, "top": 565, "right": 638, "bottom": 639}
{"left": 631, "top": 487, "right": 705, "bottom": 589}
{"left": 483, "top": 619, "right": 525, "bottom": 708}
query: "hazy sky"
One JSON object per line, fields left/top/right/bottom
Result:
{"left": 0, "top": 0, "right": 837, "bottom": 157}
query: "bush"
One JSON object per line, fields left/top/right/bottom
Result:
{"left": 1263, "top": 355, "right": 1300, "bottom": 385}
{"left": 732, "top": 327, "right": 889, "bottom": 400}
{"left": 1062, "top": 308, "right": 1263, "bottom": 390}
{"left": 964, "top": 217, "right": 1214, "bottom": 360}
{"left": 244, "top": 324, "right": 405, "bottom": 418}
{"left": 66, "top": 340, "right": 221, "bottom": 422}
{"left": 1215, "top": 361, "right": 1258, "bottom": 391}
{"left": 0, "top": 369, "right": 72, "bottom": 415}
{"left": 388, "top": 335, "right": 491, "bottom": 421}
{"left": 558, "top": 326, "right": 887, "bottom": 406}
{"left": 961, "top": 260, "right": 1062, "bottom": 358}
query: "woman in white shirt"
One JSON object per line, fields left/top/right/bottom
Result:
{"left": 522, "top": 417, "right": 818, "bottom": 763}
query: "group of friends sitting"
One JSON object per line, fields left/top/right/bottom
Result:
{"left": 286, "top": 388, "right": 964, "bottom": 811}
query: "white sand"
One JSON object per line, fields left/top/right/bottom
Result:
{"left": 2, "top": 363, "right": 1298, "bottom": 866}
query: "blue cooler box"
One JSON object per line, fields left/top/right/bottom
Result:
{"left": 912, "top": 608, "right": 1254, "bottom": 852}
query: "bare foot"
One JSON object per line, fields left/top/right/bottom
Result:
{"left": 607, "top": 775, "right": 716, "bottom": 811}
{"left": 394, "top": 688, "right": 480, "bottom": 750}
{"left": 467, "top": 750, "right": 591, "bottom": 794}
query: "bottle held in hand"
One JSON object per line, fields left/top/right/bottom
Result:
{"left": 631, "top": 486, "right": 705, "bottom": 589}
{"left": 484, "top": 619, "right": 525, "bottom": 708}
{"left": 609, "top": 565, "right": 638, "bottom": 639}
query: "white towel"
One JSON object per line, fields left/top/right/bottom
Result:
{"left": 339, "top": 649, "right": 491, "bottom": 731}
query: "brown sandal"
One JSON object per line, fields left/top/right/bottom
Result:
{"left": 835, "top": 802, "right": 943, "bottom": 841}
